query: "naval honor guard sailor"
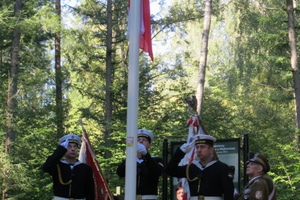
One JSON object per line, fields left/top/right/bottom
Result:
{"left": 42, "top": 134, "right": 95, "bottom": 200}
{"left": 166, "top": 134, "right": 234, "bottom": 200}
{"left": 116, "top": 129, "right": 164, "bottom": 200}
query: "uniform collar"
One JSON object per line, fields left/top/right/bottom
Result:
{"left": 193, "top": 159, "right": 217, "bottom": 170}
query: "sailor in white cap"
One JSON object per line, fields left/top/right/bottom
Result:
{"left": 166, "top": 134, "right": 234, "bottom": 200}
{"left": 116, "top": 129, "right": 164, "bottom": 200}
{"left": 42, "top": 134, "right": 95, "bottom": 200}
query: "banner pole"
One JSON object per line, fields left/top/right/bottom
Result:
{"left": 125, "top": 0, "right": 141, "bottom": 199}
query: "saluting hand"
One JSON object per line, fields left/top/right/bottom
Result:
{"left": 60, "top": 139, "right": 69, "bottom": 149}
{"left": 137, "top": 143, "right": 147, "bottom": 156}
{"left": 180, "top": 140, "right": 195, "bottom": 153}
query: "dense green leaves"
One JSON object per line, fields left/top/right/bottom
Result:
{"left": 0, "top": 0, "right": 300, "bottom": 199}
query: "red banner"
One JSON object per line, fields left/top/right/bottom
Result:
{"left": 79, "top": 133, "right": 113, "bottom": 200}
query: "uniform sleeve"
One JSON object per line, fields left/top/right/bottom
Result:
{"left": 85, "top": 165, "right": 95, "bottom": 200}
{"left": 220, "top": 164, "right": 234, "bottom": 200}
{"left": 116, "top": 159, "right": 126, "bottom": 177}
{"left": 249, "top": 179, "right": 269, "bottom": 200}
{"left": 142, "top": 153, "right": 164, "bottom": 176}
{"left": 42, "top": 145, "right": 67, "bottom": 174}
{"left": 165, "top": 147, "right": 187, "bottom": 178}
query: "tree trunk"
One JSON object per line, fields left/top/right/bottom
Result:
{"left": 196, "top": 0, "right": 212, "bottom": 117}
{"left": 287, "top": 0, "right": 300, "bottom": 146}
{"left": 105, "top": 0, "right": 113, "bottom": 159}
{"left": 55, "top": 0, "right": 63, "bottom": 137}
{"left": 3, "top": 1, "right": 21, "bottom": 199}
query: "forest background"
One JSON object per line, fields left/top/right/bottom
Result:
{"left": 0, "top": 0, "right": 299, "bottom": 199}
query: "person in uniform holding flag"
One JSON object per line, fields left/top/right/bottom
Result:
{"left": 166, "top": 134, "right": 234, "bottom": 200}
{"left": 116, "top": 129, "right": 164, "bottom": 200}
{"left": 42, "top": 134, "right": 95, "bottom": 200}
{"left": 236, "top": 153, "right": 276, "bottom": 200}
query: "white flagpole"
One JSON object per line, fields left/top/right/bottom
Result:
{"left": 125, "top": 0, "right": 141, "bottom": 199}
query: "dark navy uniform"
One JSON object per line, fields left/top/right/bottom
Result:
{"left": 117, "top": 129, "right": 164, "bottom": 199}
{"left": 166, "top": 147, "right": 234, "bottom": 200}
{"left": 116, "top": 153, "right": 164, "bottom": 196}
{"left": 42, "top": 145, "right": 95, "bottom": 200}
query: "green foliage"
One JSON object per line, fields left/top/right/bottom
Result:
{"left": 1, "top": 0, "right": 300, "bottom": 199}
{"left": 272, "top": 141, "right": 300, "bottom": 199}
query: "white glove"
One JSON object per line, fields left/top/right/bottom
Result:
{"left": 60, "top": 139, "right": 69, "bottom": 149}
{"left": 137, "top": 143, "right": 147, "bottom": 156}
{"left": 180, "top": 141, "right": 194, "bottom": 153}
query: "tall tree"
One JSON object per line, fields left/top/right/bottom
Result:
{"left": 6, "top": 0, "right": 21, "bottom": 155}
{"left": 105, "top": 0, "right": 113, "bottom": 159}
{"left": 287, "top": 0, "right": 300, "bottom": 146}
{"left": 196, "top": 0, "right": 212, "bottom": 116}
{"left": 3, "top": 0, "right": 21, "bottom": 199}
{"left": 55, "top": 0, "right": 63, "bottom": 136}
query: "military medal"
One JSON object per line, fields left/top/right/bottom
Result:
{"left": 255, "top": 191, "right": 262, "bottom": 199}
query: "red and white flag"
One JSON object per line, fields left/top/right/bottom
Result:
{"left": 79, "top": 132, "right": 113, "bottom": 200}
{"left": 178, "top": 117, "right": 201, "bottom": 200}
{"left": 127, "top": 0, "right": 154, "bottom": 61}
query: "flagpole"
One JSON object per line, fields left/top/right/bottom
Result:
{"left": 125, "top": 0, "right": 141, "bottom": 199}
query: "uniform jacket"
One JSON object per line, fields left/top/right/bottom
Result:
{"left": 116, "top": 153, "right": 164, "bottom": 195}
{"left": 237, "top": 174, "right": 276, "bottom": 200}
{"left": 166, "top": 147, "right": 234, "bottom": 200}
{"left": 42, "top": 145, "right": 95, "bottom": 200}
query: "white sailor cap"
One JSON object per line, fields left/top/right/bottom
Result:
{"left": 193, "top": 134, "right": 216, "bottom": 146}
{"left": 59, "top": 134, "right": 81, "bottom": 145}
{"left": 137, "top": 129, "right": 154, "bottom": 143}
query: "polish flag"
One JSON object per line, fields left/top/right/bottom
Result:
{"left": 127, "top": 0, "right": 154, "bottom": 61}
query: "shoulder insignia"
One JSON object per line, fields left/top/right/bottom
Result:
{"left": 255, "top": 191, "right": 262, "bottom": 199}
